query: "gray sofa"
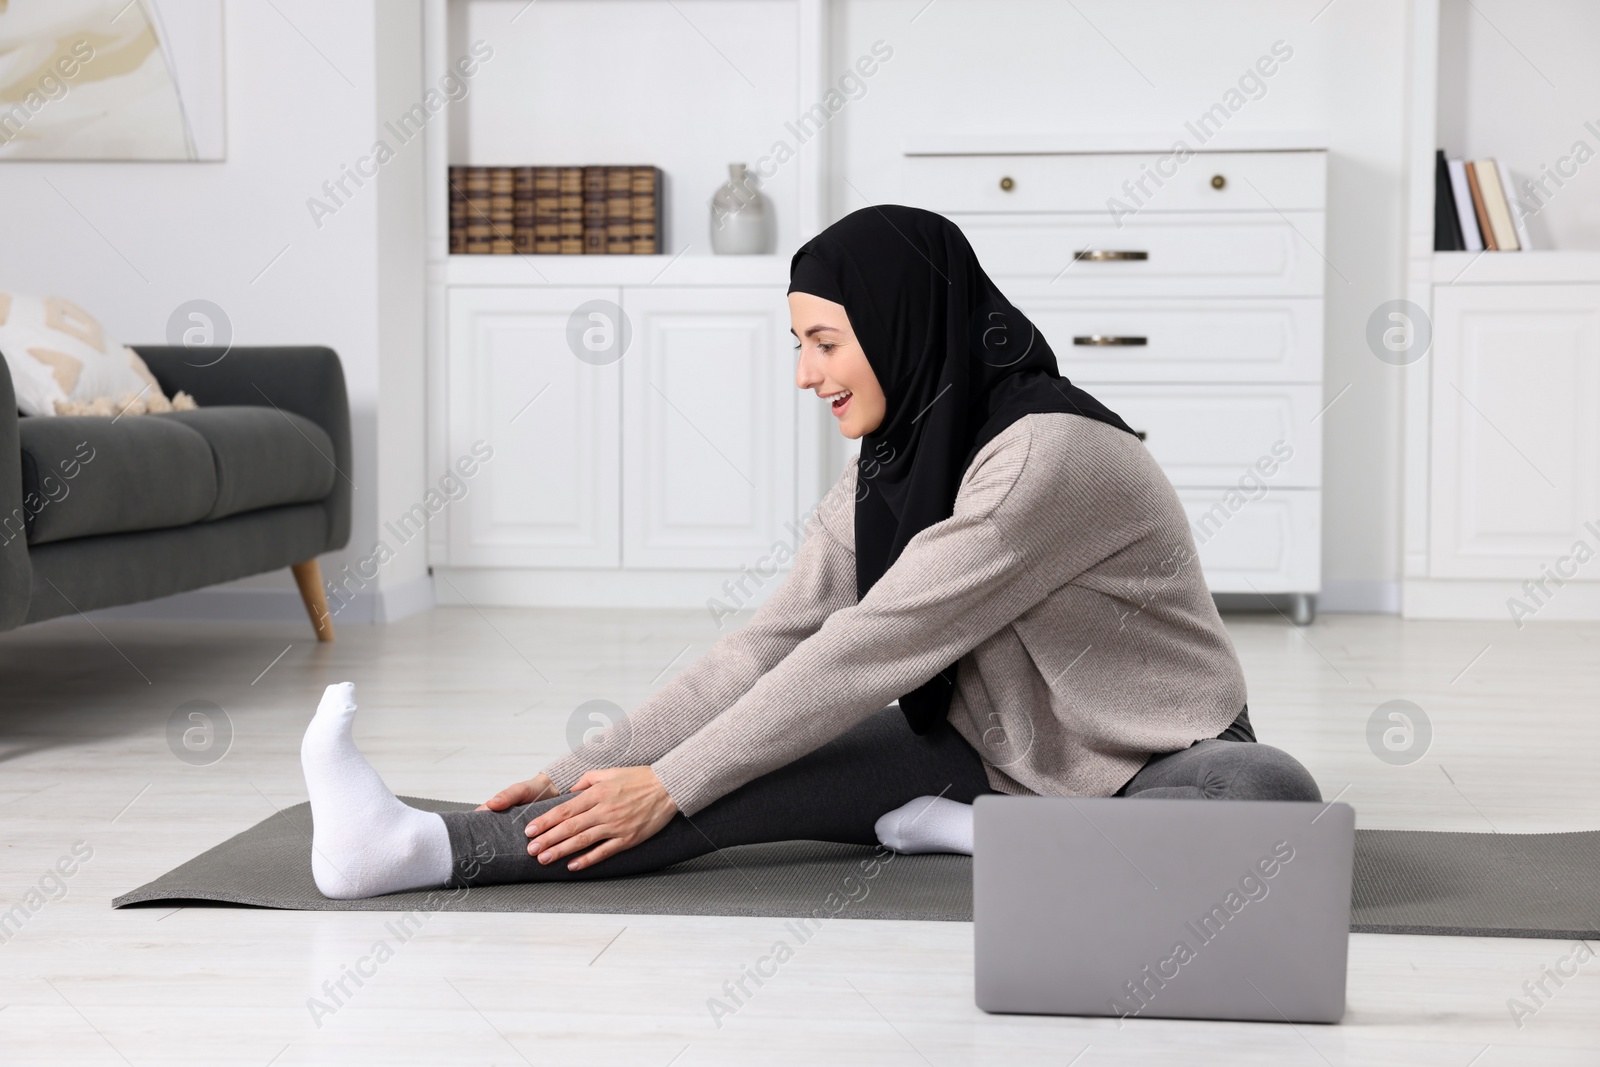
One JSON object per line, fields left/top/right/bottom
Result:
{"left": 0, "top": 346, "right": 351, "bottom": 639}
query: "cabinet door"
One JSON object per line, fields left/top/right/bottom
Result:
{"left": 621, "top": 287, "right": 797, "bottom": 569}
{"left": 447, "top": 287, "right": 621, "bottom": 568}
{"left": 1429, "top": 285, "right": 1600, "bottom": 578}
{"left": 1179, "top": 488, "right": 1320, "bottom": 593}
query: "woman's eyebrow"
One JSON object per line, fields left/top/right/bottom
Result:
{"left": 802, "top": 324, "right": 840, "bottom": 338}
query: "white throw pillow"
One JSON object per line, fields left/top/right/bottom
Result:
{"left": 0, "top": 292, "right": 191, "bottom": 416}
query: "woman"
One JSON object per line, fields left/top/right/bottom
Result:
{"left": 301, "top": 205, "right": 1319, "bottom": 899}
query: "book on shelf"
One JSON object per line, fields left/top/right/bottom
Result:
{"left": 488, "top": 166, "right": 516, "bottom": 254}
{"left": 558, "top": 167, "right": 584, "bottom": 254}
{"left": 1496, "top": 159, "right": 1533, "bottom": 251}
{"left": 463, "top": 166, "right": 493, "bottom": 254}
{"left": 447, "top": 164, "right": 665, "bottom": 255}
{"left": 582, "top": 166, "right": 607, "bottom": 254}
{"left": 631, "top": 165, "right": 662, "bottom": 254}
{"left": 1445, "top": 158, "right": 1483, "bottom": 252}
{"left": 605, "top": 165, "right": 633, "bottom": 253}
{"left": 447, "top": 165, "right": 468, "bottom": 254}
{"left": 533, "top": 167, "right": 560, "bottom": 254}
{"left": 512, "top": 166, "right": 535, "bottom": 254}
{"left": 1463, "top": 161, "right": 1497, "bottom": 251}
{"left": 1474, "top": 159, "right": 1519, "bottom": 251}
{"left": 1433, "top": 150, "right": 1464, "bottom": 251}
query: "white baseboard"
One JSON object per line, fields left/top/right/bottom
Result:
{"left": 1403, "top": 578, "right": 1600, "bottom": 621}
{"left": 1318, "top": 579, "right": 1401, "bottom": 614}
{"left": 431, "top": 566, "right": 788, "bottom": 611}
{"left": 375, "top": 573, "right": 436, "bottom": 622}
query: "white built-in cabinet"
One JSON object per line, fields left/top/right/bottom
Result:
{"left": 446, "top": 282, "right": 804, "bottom": 576}
{"left": 1425, "top": 284, "right": 1600, "bottom": 579}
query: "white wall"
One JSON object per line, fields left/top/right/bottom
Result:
{"left": 833, "top": 0, "right": 1412, "bottom": 611}
{"left": 0, "top": 0, "right": 431, "bottom": 621}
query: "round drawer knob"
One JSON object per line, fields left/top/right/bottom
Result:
{"left": 1211, "top": 174, "right": 1227, "bottom": 190}
{"left": 999, "top": 176, "right": 1015, "bottom": 192}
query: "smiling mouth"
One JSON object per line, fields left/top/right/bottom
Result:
{"left": 822, "top": 389, "right": 853, "bottom": 416}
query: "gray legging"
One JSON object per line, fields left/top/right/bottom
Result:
{"left": 439, "top": 705, "right": 1321, "bottom": 887}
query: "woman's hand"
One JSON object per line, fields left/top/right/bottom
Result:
{"left": 476, "top": 772, "right": 558, "bottom": 812}
{"left": 525, "top": 766, "right": 678, "bottom": 871}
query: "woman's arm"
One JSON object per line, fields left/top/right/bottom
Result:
{"left": 530, "top": 459, "right": 860, "bottom": 794}
{"left": 650, "top": 419, "right": 1141, "bottom": 816}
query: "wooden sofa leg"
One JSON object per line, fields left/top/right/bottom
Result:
{"left": 291, "top": 559, "right": 335, "bottom": 642}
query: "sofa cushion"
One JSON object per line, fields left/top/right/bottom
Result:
{"left": 16, "top": 415, "right": 218, "bottom": 546}
{"left": 153, "top": 407, "right": 338, "bottom": 521}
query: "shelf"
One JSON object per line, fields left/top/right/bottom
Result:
{"left": 1431, "top": 251, "right": 1600, "bottom": 285}
{"left": 441, "top": 253, "right": 792, "bottom": 288}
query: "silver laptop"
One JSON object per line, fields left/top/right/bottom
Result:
{"left": 974, "top": 796, "right": 1354, "bottom": 1024}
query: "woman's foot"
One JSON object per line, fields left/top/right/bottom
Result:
{"left": 874, "top": 796, "right": 975, "bottom": 855}
{"left": 301, "top": 682, "right": 452, "bottom": 898}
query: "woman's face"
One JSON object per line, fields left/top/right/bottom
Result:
{"left": 789, "top": 291, "right": 886, "bottom": 439}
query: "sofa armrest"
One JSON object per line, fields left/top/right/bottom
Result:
{"left": 0, "top": 355, "right": 31, "bottom": 628}
{"left": 131, "top": 346, "right": 352, "bottom": 552}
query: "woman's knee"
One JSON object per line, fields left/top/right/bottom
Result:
{"left": 1204, "top": 742, "right": 1321, "bottom": 802}
{"left": 1124, "top": 741, "right": 1321, "bottom": 802}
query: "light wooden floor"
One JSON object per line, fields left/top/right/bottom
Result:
{"left": 1, "top": 607, "right": 1597, "bottom": 1065}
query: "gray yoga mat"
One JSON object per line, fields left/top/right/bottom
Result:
{"left": 114, "top": 798, "right": 1600, "bottom": 939}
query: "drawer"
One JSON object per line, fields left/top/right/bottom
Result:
{"left": 1179, "top": 488, "right": 1321, "bottom": 594}
{"left": 903, "top": 150, "right": 1326, "bottom": 214}
{"left": 957, "top": 213, "right": 1327, "bottom": 298}
{"left": 1018, "top": 297, "right": 1322, "bottom": 383}
{"left": 1091, "top": 384, "right": 1322, "bottom": 488}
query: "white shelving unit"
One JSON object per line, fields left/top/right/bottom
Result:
{"left": 421, "top": 0, "right": 834, "bottom": 608}
{"left": 1402, "top": 0, "right": 1600, "bottom": 619}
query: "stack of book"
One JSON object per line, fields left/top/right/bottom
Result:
{"left": 448, "top": 165, "right": 663, "bottom": 254}
{"left": 1434, "top": 150, "right": 1532, "bottom": 252}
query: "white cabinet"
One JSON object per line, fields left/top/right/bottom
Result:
{"left": 444, "top": 281, "right": 805, "bottom": 586}
{"left": 909, "top": 147, "right": 1327, "bottom": 614}
{"left": 1427, "top": 284, "right": 1600, "bottom": 579}
{"left": 447, "top": 287, "right": 621, "bottom": 568}
{"left": 622, "top": 288, "right": 797, "bottom": 569}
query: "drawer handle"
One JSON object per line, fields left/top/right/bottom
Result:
{"left": 1072, "top": 335, "right": 1148, "bottom": 347}
{"left": 1211, "top": 174, "right": 1227, "bottom": 189}
{"left": 1134, "top": 430, "right": 1148, "bottom": 441}
{"left": 1073, "top": 250, "right": 1148, "bottom": 262}
{"left": 999, "top": 176, "right": 1015, "bottom": 191}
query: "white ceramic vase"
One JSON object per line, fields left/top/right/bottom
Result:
{"left": 710, "top": 163, "right": 772, "bottom": 255}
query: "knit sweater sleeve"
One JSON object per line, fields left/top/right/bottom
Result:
{"left": 538, "top": 459, "right": 860, "bottom": 792}
{"left": 651, "top": 417, "right": 1137, "bottom": 815}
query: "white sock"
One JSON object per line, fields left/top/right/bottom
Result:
{"left": 874, "top": 796, "right": 975, "bottom": 855}
{"left": 301, "top": 682, "right": 452, "bottom": 899}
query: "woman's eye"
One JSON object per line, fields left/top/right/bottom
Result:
{"left": 817, "top": 342, "right": 836, "bottom": 354}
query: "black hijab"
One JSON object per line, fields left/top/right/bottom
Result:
{"left": 788, "top": 205, "right": 1137, "bottom": 734}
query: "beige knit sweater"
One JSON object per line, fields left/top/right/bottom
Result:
{"left": 542, "top": 412, "right": 1248, "bottom": 816}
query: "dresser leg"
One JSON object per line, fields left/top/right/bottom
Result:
{"left": 291, "top": 559, "right": 335, "bottom": 642}
{"left": 1289, "top": 593, "right": 1316, "bottom": 627}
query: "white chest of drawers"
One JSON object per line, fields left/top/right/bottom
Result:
{"left": 903, "top": 146, "right": 1327, "bottom": 621}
